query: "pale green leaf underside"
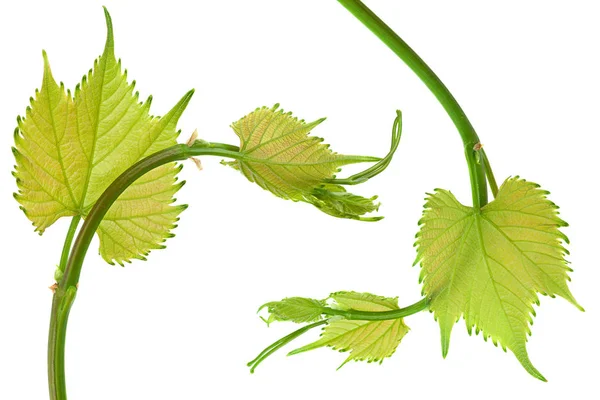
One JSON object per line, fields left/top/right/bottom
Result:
{"left": 226, "top": 105, "right": 382, "bottom": 221}
{"left": 13, "top": 9, "right": 191, "bottom": 264}
{"left": 291, "top": 291, "right": 409, "bottom": 367}
{"left": 415, "top": 177, "right": 582, "bottom": 381}
{"left": 231, "top": 104, "right": 365, "bottom": 200}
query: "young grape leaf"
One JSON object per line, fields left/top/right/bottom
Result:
{"left": 290, "top": 291, "right": 409, "bottom": 367}
{"left": 224, "top": 105, "right": 385, "bottom": 221}
{"left": 414, "top": 177, "right": 583, "bottom": 381}
{"left": 12, "top": 8, "right": 192, "bottom": 265}
{"left": 259, "top": 297, "right": 326, "bottom": 325}
{"left": 307, "top": 184, "right": 380, "bottom": 220}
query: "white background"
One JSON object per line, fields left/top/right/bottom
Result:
{"left": 0, "top": 1, "right": 598, "bottom": 399}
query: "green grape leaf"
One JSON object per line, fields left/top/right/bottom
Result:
{"left": 12, "top": 8, "right": 192, "bottom": 265}
{"left": 290, "top": 291, "right": 409, "bottom": 367}
{"left": 414, "top": 177, "right": 582, "bottom": 381}
{"left": 259, "top": 297, "right": 326, "bottom": 325}
{"left": 224, "top": 104, "right": 384, "bottom": 221}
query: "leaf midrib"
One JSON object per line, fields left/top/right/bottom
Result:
{"left": 45, "top": 76, "right": 78, "bottom": 208}
{"left": 473, "top": 215, "right": 522, "bottom": 346}
{"left": 78, "top": 54, "right": 110, "bottom": 210}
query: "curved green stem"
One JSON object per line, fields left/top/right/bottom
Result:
{"left": 247, "top": 320, "right": 328, "bottom": 373}
{"left": 48, "top": 141, "right": 242, "bottom": 400}
{"left": 48, "top": 286, "right": 76, "bottom": 400}
{"left": 338, "top": 0, "right": 488, "bottom": 210}
{"left": 323, "top": 297, "right": 429, "bottom": 320}
{"left": 61, "top": 142, "right": 240, "bottom": 288}
{"left": 48, "top": 215, "right": 80, "bottom": 399}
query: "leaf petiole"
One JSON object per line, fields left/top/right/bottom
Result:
{"left": 322, "top": 297, "right": 428, "bottom": 320}
{"left": 55, "top": 215, "right": 81, "bottom": 282}
{"left": 480, "top": 149, "right": 499, "bottom": 197}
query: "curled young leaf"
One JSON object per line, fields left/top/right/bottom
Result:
{"left": 223, "top": 105, "right": 401, "bottom": 221}
{"left": 307, "top": 184, "right": 381, "bottom": 222}
{"left": 259, "top": 297, "right": 326, "bottom": 325}
{"left": 414, "top": 177, "right": 583, "bottom": 381}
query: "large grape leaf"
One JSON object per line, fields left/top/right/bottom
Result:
{"left": 224, "top": 105, "right": 384, "bottom": 221}
{"left": 414, "top": 177, "right": 582, "bottom": 380}
{"left": 289, "top": 291, "right": 409, "bottom": 367}
{"left": 12, "top": 8, "right": 191, "bottom": 265}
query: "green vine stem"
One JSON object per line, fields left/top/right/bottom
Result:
{"left": 48, "top": 141, "right": 241, "bottom": 399}
{"left": 337, "top": 0, "right": 493, "bottom": 209}
{"left": 60, "top": 142, "right": 241, "bottom": 289}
